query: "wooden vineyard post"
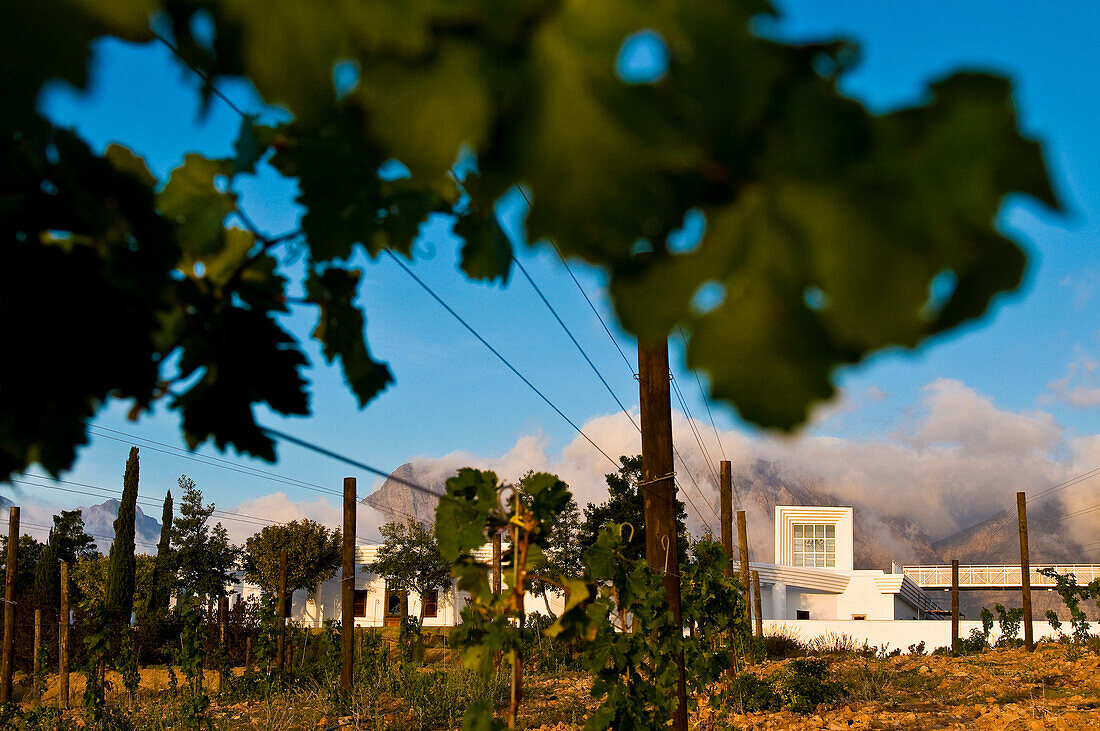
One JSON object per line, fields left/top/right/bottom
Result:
{"left": 218, "top": 595, "right": 228, "bottom": 694}
{"left": 638, "top": 330, "right": 688, "bottom": 731}
{"left": 33, "top": 609, "right": 42, "bottom": 694}
{"left": 341, "top": 476, "right": 356, "bottom": 692}
{"left": 720, "top": 461, "right": 734, "bottom": 578}
{"left": 951, "top": 560, "right": 960, "bottom": 654}
{"left": 492, "top": 533, "right": 502, "bottom": 595}
{"left": 1, "top": 506, "right": 18, "bottom": 703}
{"left": 1017, "top": 492, "right": 1034, "bottom": 651}
{"left": 752, "top": 571, "right": 764, "bottom": 638}
{"left": 277, "top": 548, "right": 288, "bottom": 670}
{"left": 59, "top": 561, "right": 69, "bottom": 709}
{"left": 508, "top": 492, "right": 523, "bottom": 729}
{"left": 737, "top": 510, "right": 752, "bottom": 626}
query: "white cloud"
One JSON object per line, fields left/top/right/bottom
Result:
{"left": 5, "top": 378, "right": 1097, "bottom": 563}
{"left": 1045, "top": 349, "right": 1100, "bottom": 409}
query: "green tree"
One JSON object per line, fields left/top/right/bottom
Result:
{"left": 369, "top": 519, "right": 452, "bottom": 621}
{"left": 75, "top": 553, "right": 157, "bottom": 608}
{"left": 32, "top": 529, "right": 60, "bottom": 609}
{"left": 143, "top": 490, "right": 174, "bottom": 619}
{"left": 580, "top": 455, "right": 688, "bottom": 565}
{"left": 518, "top": 472, "right": 584, "bottom": 617}
{"left": 1, "top": 531, "right": 45, "bottom": 609}
{"left": 242, "top": 519, "right": 341, "bottom": 595}
{"left": 105, "top": 446, "right": 140, "bottom": 624}
{"left": 0, "top": 1, "right": 1059, "bottom": 484}
{"left": 53, "top": 509, "right": 98, "bottom": 565}
{"left": 173, "top": 475, "right": 240, "bottom": 599}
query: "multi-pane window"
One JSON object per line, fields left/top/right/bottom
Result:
{"left": 422, "top": 590, "right": 438, "bottom": 618}
{"left": 792, "top": 523, "right": 835, "bottom": 567}
{"left": 352, "top": 590, "right": 369, "bottom": 618}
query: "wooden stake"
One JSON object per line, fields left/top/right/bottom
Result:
{"left": 1017, "top": 492, "right": 1034, "bottom": 651}
{"left": 341, "top": 476, "right": 356, "bottom": 691}
{"left": 218, "top": 596, "right": 228, "bottom": 694}
{"left": 638, "top": 332, "right": 688, "bottom": 731}
{"left": 951, "top": 560, "right": 960, "bottom": 654}
{"left": 737, "top": 510, "right": 752, "bottom": 627}
{"left": 492, "top": 533, "right": 502, "bottom": 596}
{"left": 59, "top": 561, "right": 69, "bottom": 709}
{"left": 720, "top": 461, "right": 734, "bottom": 578}
{"left": 1, "top": 506, "right": 18, "bottom": 703}
{"left": 34, "top": 608, "right": 42, "bottom": 693}
{"left": 277, "top": 548, "right": 287, "bottom": 670}
{"left": 245, "top": 636, "right": 253, "bottom": 677}
{"left": 752, "top": 571, "right": 764, "bottom": 637}
{"left": 508, "top": 493, "right": 523, "bottom": 729}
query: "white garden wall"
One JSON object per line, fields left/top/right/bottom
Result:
{"left": 763, "top": 619, "right": 1100, "bottom": 652}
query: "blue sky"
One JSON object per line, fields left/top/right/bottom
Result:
{"left": 9, "top": 1, "right": 1099, "bottom": 546}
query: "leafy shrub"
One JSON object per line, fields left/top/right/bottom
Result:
{"left": 805, "top": 631, "right": 867, "bottom": 656}
{"left": 762, "top": 631, "right": 805, "bottom": 660}
{"left": 842, "top": 657, "right": 892, "bottom": 702}
{"left": 960, "top": 628, "right": 988, "bottom": 655}
{"left": 993, "top": 604, "right": 1023, "bottom": 648}
{"left": 399, "top": 615, "right": 425, "bottom": 663}
{"left": 729, "top": 658, "right": 844, "bottom": 715}
{"left": 775, "top": 658, "right": 844, "bottom": 714}
{"left": 730, "top": 672, "right": 780, "bottom": 713}
{"left": 522, "top": 613, "right": 576, "bottom": 673}
{"left": 908, "top": 641, "right": 926, "bottom": 656}
{"left": 1046, "top": 609, "right": 1063, "bottom": 637}
{"left": 0, "top": 706, "right": 80, "bottom": 731}
{"left": 1038, "top": 567, "right": 1099, "bottom": 645}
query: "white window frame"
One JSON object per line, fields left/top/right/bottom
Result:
{"left": 791, "top": 523, "right": 836, "bottom": 567}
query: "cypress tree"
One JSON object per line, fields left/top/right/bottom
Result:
{"left": 32, "top": 529, "right": 59, "bottom": 611}
{"left": 144, "top": 490, "right": 174, "bottom": 618}
{"left": 105, "top": 446, "right": 139, "bottom": 625}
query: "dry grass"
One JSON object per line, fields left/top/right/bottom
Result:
{"left": 12, "top": 644, "right": 1100, "bottom": 730}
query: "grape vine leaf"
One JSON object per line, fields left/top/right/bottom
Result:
{"left": 158, "top": 154, "right": 237, "bottom": 257}
{"left": 0, "top": 0, "right": 1064, "bottom": 477}
{"left": 435, "top": 468, "right": 502, "bottom": 562}
{"left": 0, "top": 126, "right": 176, "bottom": 478}
{"left": 305, "top": 268, "right": 394, "bottom": 407}
{"left": 171, "top": 305, "right": 309, "bottom": 460}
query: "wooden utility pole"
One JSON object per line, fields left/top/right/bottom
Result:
{"left": 277, "top": 548, "right": 288, "bottom": 670}
{"left": 34, "top": 609, "right": 42, "bottom": 693}
{"left": 1, "top": 505, "right": 18, "bottom": 703}
{"left": 492, "top": 533, "right": 502, "bottom": 595}
{"left": 59, "top": 560, "right": 69, "bottom": 709}
{"left": 951, "top": 560, "right": 960, "bottom": 654}
{"left": 341, "top": 476, "right": 356, "bottom": 691}
{"left": 720, "top": 461, "right": 734, "bottom": 578}
{"left": 737, "top": 510, "right": 752, "bottom": 626}
{"left": 1017, "top": 492, "right": 1034, "bottom": 651}
{"left": 638, "top": 333, "right": 688, "bottom": 731}
{"left": 752, "top": 571, "right": 764, "bottom": 637}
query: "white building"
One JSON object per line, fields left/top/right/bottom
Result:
{"left": 226, "top": 506, "right": 934, "bottom": 629}
{"left": 754, "top": 506, "right": 938, "bottom": 622}
{"left": 224, "top": 505, "right": 1095, "bottom": 650}
{"left": 227, "top": 544, "right": 562, "bottom": 628}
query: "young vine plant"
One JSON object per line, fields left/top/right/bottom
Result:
{"left": 436, "top": 467, "right": 753, "bottom": 730}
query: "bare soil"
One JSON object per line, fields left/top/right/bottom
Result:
{"left": 13, "top": 644, "right": 1100, "bottom": 729}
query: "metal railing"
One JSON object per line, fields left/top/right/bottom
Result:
{"left": 903, "top": 564, "right": 1100, "bottom": 589}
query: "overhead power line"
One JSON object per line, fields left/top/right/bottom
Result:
{"left": 383, "top": 249, "right": 619, "bottom": 470}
